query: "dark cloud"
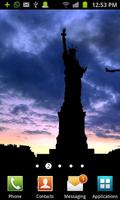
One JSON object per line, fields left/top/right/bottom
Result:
{"left": 30, "top": 111, "right": 58, "bottom": 122}
{"left": 42, "top": 114, "right": 58, "bottom": 123}
{"left": 0, "top": 37, "right": 64, "bottom": 110}
{"left": 87, "top": 98, "right": 120, "bottom": 128}
{"left": 96, "top": 132, "right": 120, "bottom": 140}
{"left": 23, "top": 130, "right": 51, "bottom": 135}
{"left": 94, "top": 12, "right": 120, "bottom": 64}
{"left": 0, "top": 127, "right": 8, "bottom": 132}
{"left": 0, "top": 20, "right": 17, "bottom": 54}
{"left": 11, "top": 104, "right": 29, "bottom": 115}
{"left": 0, "top": 117, "right": 36, "bottom": 125}
{"left": 8, "top": 10, "right": 61, "bottom": 29}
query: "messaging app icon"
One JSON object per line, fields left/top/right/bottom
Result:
{"left": 67, "top": 174, "right": 88, "bottom": 191}
{"left": 7, "top": 176, "right": 23, "bottom": 192}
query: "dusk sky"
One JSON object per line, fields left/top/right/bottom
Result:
{"left": 0, "top": 10, "right": 120, "bottom": 155}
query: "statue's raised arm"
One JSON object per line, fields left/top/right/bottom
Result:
{"left": 61, "top": 28, "right": 67, "bottom": 54}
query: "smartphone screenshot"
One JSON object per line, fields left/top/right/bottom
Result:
{"left": 0, "top": 2, "right": 120, "bottom": 200}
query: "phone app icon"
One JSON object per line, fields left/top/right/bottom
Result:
{"left": 97, "top": 176, "right": 113, "bottom": 191}
{"left": 37, "top": 176, "right": 53, "bottom": 192}
{"left": 7, "top": 176, "right": 23, "bottom": 192}
{"left": 67, "top": 174, "right": 88, "bottom": 191}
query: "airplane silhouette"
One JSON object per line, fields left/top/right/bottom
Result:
{"left": 105, "top": 67, "right": 120, "bottom": 72}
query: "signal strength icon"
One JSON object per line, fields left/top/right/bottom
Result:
{"left": 72, "top": 2, "right": 79, "bottom": 8}
{"left": 62, "top": 2, "right": 70, "bottom": 8}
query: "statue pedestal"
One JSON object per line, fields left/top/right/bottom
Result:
{"left": 56, "top": 102, "right": 88, "bottom": 158}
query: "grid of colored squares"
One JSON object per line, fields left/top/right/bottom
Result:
{"left": 6, "top": 175, "right": 114, "bottom": 192}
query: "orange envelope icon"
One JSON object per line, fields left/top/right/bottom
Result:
{"left": 67, "top": 175, "right": 88, "bottom": 191}
{"left": 67, "top": 176, "right": 83, "bottom": 191}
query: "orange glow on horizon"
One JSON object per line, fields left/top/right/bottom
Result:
{"left": 0, "top": 129, "right": 119, "bottom": 155}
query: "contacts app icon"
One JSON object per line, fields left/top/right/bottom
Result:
{"left": 37, "top": 176, "right": 53, "bottom": 192}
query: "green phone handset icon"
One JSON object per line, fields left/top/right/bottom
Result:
{"left": 7, "top": 176, "right": 23, "bottom": 192}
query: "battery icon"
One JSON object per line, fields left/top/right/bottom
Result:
{"left": 82, "top": 1, "right": 88, "bottom": 8}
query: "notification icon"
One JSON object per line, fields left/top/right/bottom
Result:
{"left": 37, "top": 176, "right": 53, "bottom": 192}
{"left": 79, "top": 174, "right": 88, "bottom": 184}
